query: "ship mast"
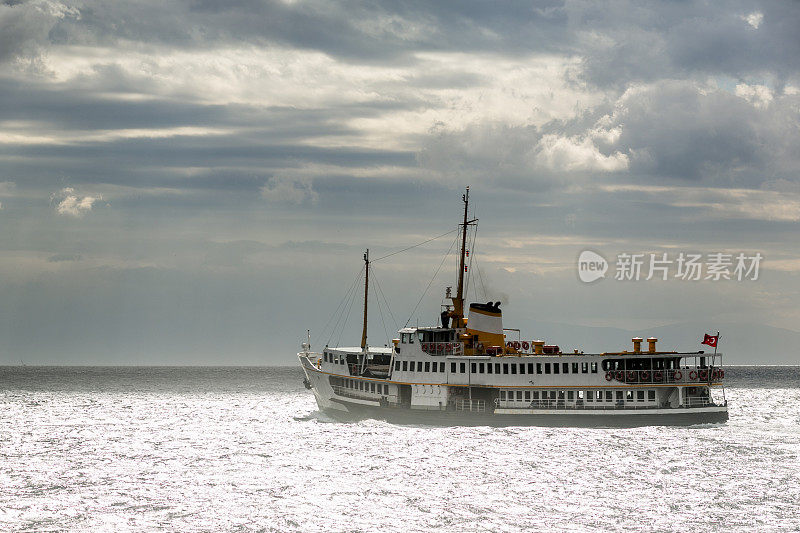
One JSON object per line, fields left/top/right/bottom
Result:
{"left": 361, "top": 249, "right": 369, "bottom": 350}
{"left": 451, "top": 186, "right": 474, "bottom": 327}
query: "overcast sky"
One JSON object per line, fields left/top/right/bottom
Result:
{"left": 1, "top": 0, "right": 799, "bottom": 364}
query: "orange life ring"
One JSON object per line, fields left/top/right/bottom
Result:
{"left": 674, "top": 370, "right": 683, "bottom": 380}
{"left": 689, "top": 370, "right": 698, "bottom": 380}
{"left": 605, "top": 371, "right": 613, "bottom": 381}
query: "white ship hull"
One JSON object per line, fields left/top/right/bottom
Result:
{"left": 299, "top": 354, "right": 728, "bottom": 427}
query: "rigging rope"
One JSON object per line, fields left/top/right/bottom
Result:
{"left": 370, "top": 272, "right": 391, "bottom": 346}
{"left": 476, "top": 261, "right": 488, "bottom": 302}
{"left": 463, "top": 220, "right": 478, "bottom": 300}
{"left": 372, "top": 228, "right": 459, "bottom": 263}
{"left": 320, "top": 266, "right": 364, "bottom": 347}
{"left": 318, "top": 221, "right": 471, "bottom": 346}
{"left": 335, "top": 272, "right": 362, "bottom": 348}
{"left": 328, "top": 266, "right": 363, "bottom": 347}
{"left": 404, "top": 233, "right": 460, "bottom": 328}
{"left": 372, "top": 265, "right": 398, "bottom": 331}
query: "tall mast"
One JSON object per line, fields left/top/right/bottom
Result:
{"left": 453, "top": 186, "right": 469, "bottom": 322}
{"left": 361, "top": 249, "right": 369, "bottom": 350}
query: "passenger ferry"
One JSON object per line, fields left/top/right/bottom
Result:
{"left": 298, "top": 188, "right": 728, "bottom": 426}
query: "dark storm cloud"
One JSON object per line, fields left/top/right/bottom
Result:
{"left": 50, "top": 0, "right": 569, "bottom": 62}
{"left": 419, "top": 81, "right": 800, "bottom": 190}
{"left": 0, "top": 76, "right": 413, "bottom": 132}
{"left": 591, "top": 81, "right": 800, "bottom": 187}
{"left": 1, "top": 137, "right": 414, "bottom": 175}
{"left": 569, "top": 1, "right": 800, "bottom": 87}
{"left": 0, "top": 0, "right": 76, "bottom": 63}
{"left": 17, "top": 0, "right": 793, "bottom": 85}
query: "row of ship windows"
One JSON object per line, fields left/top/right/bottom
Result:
{"left": 500, "top": 389, "right": 656, "bottom": 402}
{"left": 323, "top": 352, "right": 346, "bottom": 364}
{"left": 330, "top": 376, "right": 390, "bottom": 395}
{"left": 395, "top": 360, "right": 599, "bottom": 375}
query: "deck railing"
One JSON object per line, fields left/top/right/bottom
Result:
{"left": 494, "top": 398, "right": 718, "bottom": 410}
{"left": 453, "top": 399, "right": 486, "bottom": 412}
{"left": 331, "top": 385, "right": 397, "bottom": 403}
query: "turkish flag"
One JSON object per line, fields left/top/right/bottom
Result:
{"left": 702, "top": 334, "right": 718, "bottom": 347}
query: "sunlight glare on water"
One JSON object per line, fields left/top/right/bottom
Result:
{"left": 1, "top": 366, "right": 799, "bottom": 532}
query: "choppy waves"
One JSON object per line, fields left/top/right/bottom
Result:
{"left": 1, "top": 366, "right": 799, "bottom": 532}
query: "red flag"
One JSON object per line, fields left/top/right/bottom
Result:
{"left": 702, "top": 334, "right": 718, "bottom": 347}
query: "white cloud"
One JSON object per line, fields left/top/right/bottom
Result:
{"left": 260, "top": 176, "right": 318, "bottom": 205}
{"left": 742, "top": 11, "right": 764, "bottom": 29}
{"left": 533, "top": 133, "right": 630, "bottom": 172}
{"left": 735, "top": 83, "right": 773, "bottom": 108}
{"left": 0, "top": 125, "right": 229, "bottom": 146}
{"left": 51, "top": 187, "right": 100, "bottom": 217}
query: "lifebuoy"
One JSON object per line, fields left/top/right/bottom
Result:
{"left": 615, "top": 370, "right": 624, "bottom": 381}
{"left": 506, "top": 341, "right": 513, "bottom": 348}
{"left": 719, "top": 369, "right": 725, "bottom": 379}
{"left": 627, "top": 371, "right": 637, "bottom": 381}
{"left": 674, "top": 370, "right": 683, "bottom": 381}
{"left": 641, "top": 371, "right": 650, "bottom": 381}
{"left": 522, "top": 341, "right": 530, "bottom": 351}
{"left": 605, "top": 371, "right": 613, "bottom": 381}
{"left": 513, "top": 341, "right": 521, "bottom": 350}
{"left": 689, "top": 370, "right": 698, "bottom": 380}
{"left": 654, "top": 371, "right": 663, "bottom": 382}
{"left": 421, "top": 343, "right": 428, "bottom": 351}
{"left": 711, "top": 370, "right": 719, "bottom": 380}
{"left": 699, "top": 369, "right": 708, "bottom": 381}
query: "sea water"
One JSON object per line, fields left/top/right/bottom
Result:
{"left": 1, "top": 366, "right": 799, "bottom": 532}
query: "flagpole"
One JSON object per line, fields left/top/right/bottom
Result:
{"left": 713, "top": 331, "right": 719, "bottom": 359}
{"left": 708, "top": 330, "right": 719, "bottom": 388}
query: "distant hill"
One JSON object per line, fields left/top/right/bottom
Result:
{"left": 525, "top": 322, "right": 800, "bottom": 365}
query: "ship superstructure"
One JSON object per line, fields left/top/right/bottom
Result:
{"left": 298, "top": 188, "right": 728, "bottom": 425}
